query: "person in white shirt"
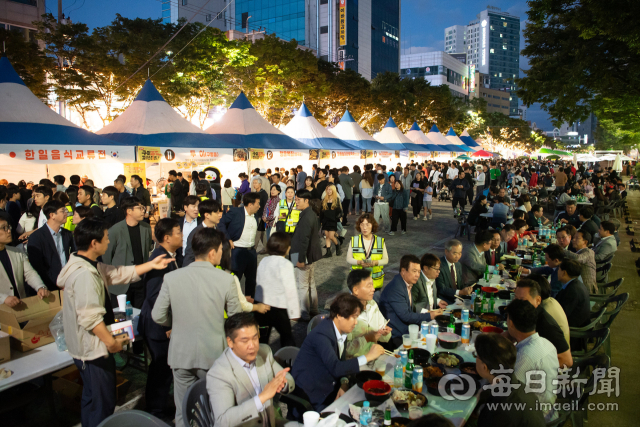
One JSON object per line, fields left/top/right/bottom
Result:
{"left": 180, "top": 196, "right": 200, "bottom": 259}
{"left": 446, "top": 165, "right": 459, "bottom": 181}
{"left": 20, "top": 185, "right": 51, "bottom": 240}
{"left": 345, "top": 269, "right": 392, "bottom": 357}
{"left": 475, "top": 167, "right": 486, "bottom": 202}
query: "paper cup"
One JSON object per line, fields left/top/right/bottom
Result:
{"left": 303, "top": 411, "right": 320, "bottom": 427}
{"left": 425, "top": 334, "right": 437, "bottom": 353}
{"left": 117, "top": 294, "right": 127, "bottom": 312}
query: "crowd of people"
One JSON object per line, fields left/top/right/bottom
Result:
{"left": 0, "top": 156, "right": 628, "bottom": 427}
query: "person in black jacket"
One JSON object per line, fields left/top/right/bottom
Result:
{"left": 131, "top": 175, "right": 151, "bottom": 223}
{"left": 463, "top": 166, "right": 475, "bottom": 205}
{"left": 168, "top": 170, "right": 184, "bottom": 215}
{"left": 290, "top": 190, "right": 323, "bottom": 320}
{"left": 474, "top": 333, "right": 546, "bottom": 427}
{"left": 555, "top": 259, "right": 591, "bottom": 329}
{"left": 577, "top": 207, "right": 598, "bottom": 244}
{"left": 26, "top": 200, "right": 75, "bottom": 292}
{"left": 450, "top": 171, "right": 470, "bottom": 212}
{"left": 467, "top": 195, "right": 489, "bottom": 229}
{"left": 139, "top": 218, "right": 181, "bottom": 422}
{"left": 100, "top": 186, "right": 125, "bottom": 228}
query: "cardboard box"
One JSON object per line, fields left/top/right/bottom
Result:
{"left": 0, "top": 330, "right": 10, "bottom": 364}
{"left": 0, "top": 291, "right": 62, "bottom": 352}
{"left": 53, "top": 365, "right": 130, "bottom": 412}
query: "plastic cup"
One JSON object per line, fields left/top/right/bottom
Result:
{"left": 403, "top": 334, "right": 412, "bottom": 349}
{"left": 425, "top": 334, "right": 437, "bottom": 353}
{"left": 408, "top": 324, "right": 419, "bottom": 340}
{"left": 117, "top": 294, "right": 127, "bottom": 312}
{"left": 374, "top": 359, "right": 387, "bottom": 377}
{"left": 515, "top": 258, "right": 522, "bottom": 266}
{"left": 471, "top": 331, "right": 481, "bottom": 344}
{"left": 303, "top": 411, "right": 320, "bottom": 427}
{"left": 409, "top": 406, "right": 423, "bottom": 420}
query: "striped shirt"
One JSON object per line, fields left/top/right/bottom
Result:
{"left": 514, "top": 333, "right": 559, "bottom": 422}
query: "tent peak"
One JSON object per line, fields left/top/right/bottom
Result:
{"left": 0, "top": 56, "right": 26, "bottom": 86}
{"left": 341, "top": 109, "right": 356, "bottom": 123}
{"left": 384, "top": 116, "right": 398, "bottom": 129}
{"left": 446, "top": 127, "right": 458, "bottom": 136}
{"left": 409, "top": 121, "right": 421, "bottom": 131}
{"left": 229, "top": 92, "right": 254, "bottom": 110}
{"left": 298, "top": 102, "right": 313, "bottom": 118}
{"left": 134, "top": 80, "right": 165, "bottom": 103}
{"left": 428, "top": 124, "right": 441, "bottom": 133}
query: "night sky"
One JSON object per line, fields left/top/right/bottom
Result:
{"left": 48, "top": 0, "right": 553, "bottom": 130}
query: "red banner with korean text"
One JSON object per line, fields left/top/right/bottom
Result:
{"left": 0, "top": 145, "right": 136, "bottom": 165}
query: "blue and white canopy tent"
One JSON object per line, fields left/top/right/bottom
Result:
{"left": 406, "top": 122, "right": 447, "bottom": 161}
{"left": 283, "top": 102, "right": 363, "bottom": 167}
{"left": 206, "top": 92, "right": 314, "bottom": 171}
{"left": 0, "top": 56, "right": 135, "bottom": 186}
{"left": 426, "top": 125, "right": 464, "bottom": 158}
{"left": 329, "top": 109, "right": 392, "bottom": 163}
{"left": 459, "top": 129, "right": 482, "bottom": 150}
{"left": 97, "top": 79, "right": 242, "bottom": 187}
{"left": 373, "top": 117, "right": 421, "bottom": 162}
{"left": 445, "top": 127, "right": 474, "bottom": 152}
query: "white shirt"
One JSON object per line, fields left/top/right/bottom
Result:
{"left": 476, "top": 171, "right": 485, "bottom": 184}
{"left": 424, "top": 186, "right": 433, "bottom": 202}
{"left": 447, "top": 167, "right": 459, "bottom": 180}
{"left": 235, "top": 208, "right": 258, "bottom": 248}
{"left": 182, "top": 216, "right": 199, "bottom": 254}
{"left": 277, "top": 182, "right": 287, "bottom": 200}
{"left": 332, "top": 321, "right": 367, "bottom": 366}
{"left": 229, "top": 349, "right": 266, "bottom": 413}
{"left": 445, "top": 258, "right": 460, "bottom": 295}
{"left": 420, "top": 271, "right": 435, "bottom": 308}
{"left": 38, "top": 210, "right": 47, "bottom": 229}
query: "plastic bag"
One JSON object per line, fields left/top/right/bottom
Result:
{"left": 49, "top": 311, "right": 67, "bottom": 352}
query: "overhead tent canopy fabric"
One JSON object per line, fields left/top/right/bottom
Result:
{"left": 405, "top": 122, "right": 445, "bottom": 152}
{"left": 445, "top": 127, "right": 473, "bottom": 152}
{"left": 283, "top": 103, "right": 358, "bottom": 150}
{"left": 460, "top": 130, "right": 481, "bottom": 148}
{"left": 329, "top": 110, "right": 389, "bottom": 151}
{"left": 374, "top": 117, "right": 416, "bottom": 151}
{"left": 426, "top": 125, "right": 465, "bottom": 152}
{"left": 97, "top": 79, "right": 234, "bottom": 148}
{"left": 0, "top": 56, "right": 135, "bottom": 166}
{"left": 206, "top": 92, "right": 310, "bottom": 149}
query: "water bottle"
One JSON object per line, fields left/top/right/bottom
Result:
{"left": 125, "top": 301, "right": 133, "bottom": 319}
{"left": 360, "top": 401, "right": 372, "bottom": 426}
{"left": 394, "top": 359, "right": 404, "bottom": 388}
{"left": 470, "top": 291, "right": 477, "bottom": 308}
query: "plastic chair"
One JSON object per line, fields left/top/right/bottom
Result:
{"left": 274, "top": 346, "right": 299, "bottom": 369}
{"left": 595, "top": 262, "right": 612, "bottom": 285}
{"left": 597, "top": 292, "right": 629, "bottom": 361}
{"left": 570, "top": 328, "right": 610, "bottom": 364}
{"left": 570, "top": 306, "right": 606, "bottom": 333}
{"left": 182, "top": 378, "right": 214, "bottom": 427}
{"left": 97, "top": 410, "right": 171, "bottom": 427}
{"left": 590, "top": 278, "right": 623, "bottom": 303}
{"left": 307, "top": 313, "right": 328, "bottom": 334}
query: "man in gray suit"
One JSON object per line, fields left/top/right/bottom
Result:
{"left": 152, "top": 228, "right": 242, "bottom": 427}
{"left": 435, "top": 240, "right": 472, "bottom": 304}
{"left": 412, "top": 253, "right": 449, "bottom": 313}
{"left": 0, "top": 216, "right": 49, "bottom": 306}
{"left": 207, "top": 313, "right": 295, "bottom": 427}
{"left": 594, "top": 221, "right": 617, "bottom": 283}
{"left": 103, "top": 197, "right": 153, "bottom": 308}
{"left": 460, "top": 230, "right": 494, "bottom": 286}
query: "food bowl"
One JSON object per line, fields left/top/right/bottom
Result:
{"left": 363, "top": 380, "right": 392, "bottom": 404}
{"left": 356, "top": 371, "right": 382, "bottom": 389}
{"left": 391, "top": 389, "right": 428, "bottom": 411}
{"left": 451, "top": 309, "right": 474, "bottom": 319}
{"left": 430, "top": 352, "right": 464, "bottom": 368}
{"left": 434, "top": 315, "right": 450, "bottom": 328}
{"left": 481, "top": 286, "right": 499, "bottom": 294}
{"left": 422, "top": 364, "right": 446, "bottom": 379}
{"left": 459, "top": 362, "right": 481, "bottom": 380}
{"left": 437, "top": 332, "right": 461, "bottom": 350}
{"left": 412, "top": 348, "right": 431, "bottom": 366}
{"left": 478, "top": 312, "right": 504, "bottom": 324}
{"left": 481, "top": 326, "right": 504, "bottom": 334}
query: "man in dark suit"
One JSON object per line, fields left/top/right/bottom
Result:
{"left": 412, "top": 253, "right": 449, "bottom": 313}
{"left": 555, "top": 259, "right": 590, "bottom": 328}
{"left": 520, "top": 244, "right": 565, "bottom": 297}
{"left": 577, "top": 207, "right": 598, "bottom": 244}
{"left": 435, "top": 239, "right": 472, "bottom": 304}
{"left": 290, "top": 190, "right": 322, "bottom": 320}
{"left": 526, "top": 204, "right": 548, "bottom": 230}
{"left": 485, "top": 229, "right": 505, "bottom": 267}
{"left": 557, "top": 200, "right": 580, "bottom": 228}
{"left": 220, "top": 192, "right": 261, "bottom": 297}
{"left": 176, "top": 195, "right": 201, "bottom": 267}
{"left": 168, "top": 170, "right": 184, "bottom": 215}
{"left": 139, "top": 218, "right": 181, "bottom": 422}
{"left": 27, "top": 200, "right": 75, "bottom": 292}
{"left": 130, "top": 174, "right": 152, "bottom": 224}
{"left": 182, "top": 199, "right": 222, "bottom": 267}
{"left": 291, "top": 294, "right": 385, "bottom": 412}
{"left": 379, "top": 255, "right": 444, "bottom": 348}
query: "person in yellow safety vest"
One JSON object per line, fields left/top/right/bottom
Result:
{"left": 63, "top": 204, "right": 75, "bottom": 232}
{"left": 276, "top": 186, "right": 299, "bottom": 233}
{"left": 347, "top": 213, "right": 389, "bottom": 290}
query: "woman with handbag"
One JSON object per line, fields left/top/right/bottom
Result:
{"left": 221, "top": 179, "right": 236, "bottom": 213}
{"left": 276, "top": 186, "right": 299, "bottom": 234}
{"left": 410, "top": 171, "right": 426, "bottom": 219}
{"left": 320, "top": 185, "right": 343, "bottom": 258}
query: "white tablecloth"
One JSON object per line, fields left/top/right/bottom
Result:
{"left": 0, "top": 308, "right": 141, "bottom": 392}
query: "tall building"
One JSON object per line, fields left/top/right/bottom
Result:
{"left": 0, "top": 0, "right": 45, "bottom": 40}
{"left": 162, "top": 0, "right": 232, "bottom": 31}
{"left": 444, "top": 6, "right": 520, "bottom": 117}
{"left": 400, "top": 51, "right": 469, "bottom": 99}
{"left": 223, "top": 0, "right": 399, "bottom": 80}
{"left": 468, "top": 71, "right": 511, "bottom": 115}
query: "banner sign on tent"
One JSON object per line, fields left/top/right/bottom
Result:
{"left": 124, "top": 163, "right": 146, "bottom": 184}
{"left": 138, "top": 146, "right": 162, "bottom": 163}
{"left": 233, "top": 149, "right": 249, "bottom": 162}
{"left": 0, "top": 145, "right": 136, "bottom": 165}
{"left": 339, "top": 0, "right": 346, "bottom": 46}
{"left": 320, "top": 150, "right": 331, "bottom": 160}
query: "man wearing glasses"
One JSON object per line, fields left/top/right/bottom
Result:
{"left": 102, "top": 197, "right": 153, "bottom": 309}
{"left": 412, "top": 253, "right": 449, "bottom": 313}
{"left": 0, "top": 217, "right": 49, "bottom": 307}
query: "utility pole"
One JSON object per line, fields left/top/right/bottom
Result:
{"left": 57, "top": 0, "right": 66, "bottom": 118}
